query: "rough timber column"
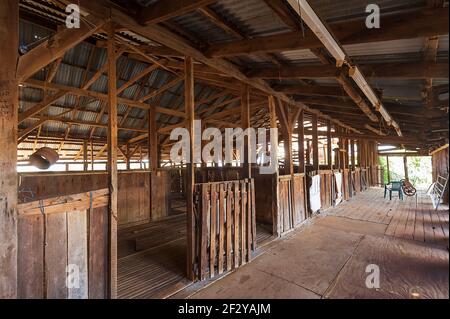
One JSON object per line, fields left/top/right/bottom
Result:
{"left": 148, "top": 106, "right": 158, "bottom": 217}
{"left": 107, "top": 23, "right": 118, "bottom": 299}
{"left": 326, "top": 120, "right": 332, "bottom": 169}
{"left": 241, "top": 84, "right": 251, "bottom": 178}
{"left": 297, "top": 111, "right": 305, "bottom": 173}
{"left": 185, "top": 56, "right": 195, "bottom": 280}
{"left": 311, "top": 114, "right": 319, "bottom": 171}
{"left": 83, "top": 139, "right": 88, "bottom": 171}
{"left": 0, "top": 0, "right": 18, "bottom": 299}
{"left": 268, "top": 96, "right": 280, "bottom": 236}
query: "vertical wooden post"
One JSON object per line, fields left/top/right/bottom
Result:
{"left": 148, "top": 107, "right": 158, "bottom": 218}
{"left": 311, "top": 114, "right": 319, "bottom": 171}
{"left": 284, "top": 130, "right": 294, "bottom": 175}
{"left": 386, "top": 155, "right": 391, "bottom": 183}
{"left": 344, "top": 131, "right": 349, "bottom": 169}
{"left": 83, "top": 139, "right": 88, "bottom": 171}
{"left": 106, "top": 23, "right": 118, "bottom": 299}
{"left": 326, "top": 120, "right": 332, "bottom": 169}
{"left": 268, "top": 96, "right": 280, "bottom": 236}
{"left": 403, "top": 156, "right": 409, "bottom": 180}
{"left": 90, "top": 139, "right": 94, "bottom": 170}
{"left": 0, "top": 0, "right": 18, "bottom": 298}
{"left": 185, "top": 56, "right": 196, "bottom": 280}
{"left": 357, "top": 140, "right": 361, "bottom": 168}
{"left": 241, "top": 84, "right": 251, "bottom": 178}
{"left": 306, "top": 140, "right": 311, "bottom": 165}
{"left": 297, "top": 111, "right": 305, "bottom": 173}
{"left": 125, "top": 144, "right": 130, "bottom": 170}
{"left": 350, "top": 139, "right": 356, "bottom": 170}
{"left": 139, "top": 145, "right": 143, "bottom": 169}
{"left": 337, "top": 127, "right": 345, "bottom": 170}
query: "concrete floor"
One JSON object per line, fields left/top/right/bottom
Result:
{"left": 183, "top": 189, "right": 449, "bottom": 299}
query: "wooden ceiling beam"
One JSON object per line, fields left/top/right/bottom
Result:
{"left": 205, "top": 7, "right": 449, "bottom": 57}
{"left": 18, "top": 90, "right": 67, "bottom": 124}
{"left": 249, "top": 61, "right": 449, "bottom": 79}
{"left": 21, "top": 79, "right": 186, "bottom": 118}
{"left": 59, "top": 0, "right": 364, "bottom": 135}
{"left": 138, "top": 0, "right": 217, "bottom": 25}
{"left": 17, "top": 15, "right": 106, "bottom": 80}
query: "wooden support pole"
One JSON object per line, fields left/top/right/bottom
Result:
{"left": 139, "top": 146, "right": 143, "bottom": 169}
{"left": 284, "top": 129, "right": 294, "bottom": 175}
{"left": 403, "top": 155, "right": 409, "bottom": 180}
{"left": 83, "top": 139, "right": 88, "bottom": 171}
{"left": 90, "top": 139, "right": 94, "bottom": 170}
{"left": 0, "top": 0, "right": 18, "bottom": 298}
{"left": 338, "top": 128, "right": 345, "bottom": 169}
{"left": 386, "top": 156, "right": 390, "bottom": 183}
{"left": 126, "top": 144, "right": 130, "bottom": 170}
{"left": 326, "top": 119, "right": 332, "bottom": 169}
{"left": 351, "top": 139, "right": 356, "bottom": 170}
{"left": 344, "top": 131, "right": 350, "bottom": 169}
{"left": 241, "top": 83, "right": 251, "bottom": 178}
{"left": 185, "top": 56, "right": 196, "bottom": 280}
{"left": 268, "top": 95, "right": 280, "bottom": 236}
{"left": 298, "top": 111, "right": 305, "bottom": 173}
{"left": 357, "top": 140, "right": 361, "bottom": 167}
{"left": 306, "top": 140, "right": 311, "bottom": 165}
{"left": 106, "top": 23, "right": 118, "bottom": 299}
{"left": 149, "top": 106, "right": 158, "bottom": 217}
{"left": 311, "top": 114, "right": 319, "bottom": 171}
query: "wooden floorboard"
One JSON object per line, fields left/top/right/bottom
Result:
{"left": 325, "top": 235, "right": 449, "bottom": 299}
{"left": 327, "top": 188, "right": 449, "bottom": 247}
{"left": 183, "top": 188, "right": 448, "bottom": 299}
{"left": 117, "top": 213, "right": 276, "bottom": 298}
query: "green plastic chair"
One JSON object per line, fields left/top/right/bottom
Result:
{"left": 384, "top": 181, "right": 403, "bottom": 200}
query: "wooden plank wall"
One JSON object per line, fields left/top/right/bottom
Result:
{"left": 432, "top": 147, "right": 449, "bottom": 204}
{"left": 342, "top": 169, "right": 350, "bottom": 201}
{"left": 193, "top": 179, "right": 256, "bottom": 280}
{"left": 278, "top": 174, "right": 307, "bottom": 235}
{"left": 17, "top": 189, "right": 109, "bottom": 299}
{"left": 319, "top": 170, "right": 334, "bottom": 209}
{"left": 18, "top": 171, "right": 169, "bottom": 227}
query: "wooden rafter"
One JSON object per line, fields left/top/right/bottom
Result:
{"left": 17, "top": 15, "right": 106, "bottom": 80}
{"left": 205, "top": 8, "right": 449, "bottom": 57}
{"left": 248, "top": 62, "right": 449, "bottom": 80}
{"left": 138, "top": 0, "right": 217, "bottom": 25}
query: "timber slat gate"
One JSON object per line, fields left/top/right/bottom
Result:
{"left": 278, "top": 174, "right": 308, "bottom": 235}
{"left": 193, "top": 179, "right": 256, "bottom": 280}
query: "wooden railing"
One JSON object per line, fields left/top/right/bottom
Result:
{"left": 17, "top": 189, "right": 109, "bottom": 299}
{"left": 278, "top": 174, "right": 308, "bottom": 235}
{"left": 193, "top": 179, "right": 256, "bottom": 280}
{"left": 19, "top": 171, "right": 150, "bottom": 227}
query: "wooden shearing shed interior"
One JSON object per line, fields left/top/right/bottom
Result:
{"left": 0, "top": 0, "right": 449, "bottom": 299}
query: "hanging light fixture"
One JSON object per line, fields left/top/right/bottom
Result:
{"left": 286, "top": 0, "right": 403, "bottom": 137}
{"left": 29, "top": 147, "right": 59, "bottom": 169}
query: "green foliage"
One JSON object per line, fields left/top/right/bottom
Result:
{"left": 377, "top": 156, "right": 432, "bottom": 189}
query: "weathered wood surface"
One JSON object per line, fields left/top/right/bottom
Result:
{"left": 0, "top": 0, "right": 18, "bottom": 298}
{"left": 17, "top": 189, "right": 109, "bottom": 299}
{"left": 117, "top": 214, "right": 190, "bottom": 299}
{"left": 18, "top": 171, "right": 166, "bottom": 227}
{"left": 278, "top": 174, "right": 307, "bottom": 235}
{"left": 432, "top": 147, "right": 449, "bottom": 204}
{"left": 325, "top": 235, "right": 449, "bottom": 299}
{"left": 193, "top": 179, "right": 256, "bottom": 280}
{"left": 186, "top": 189, "right": 448, "bottom": 299}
